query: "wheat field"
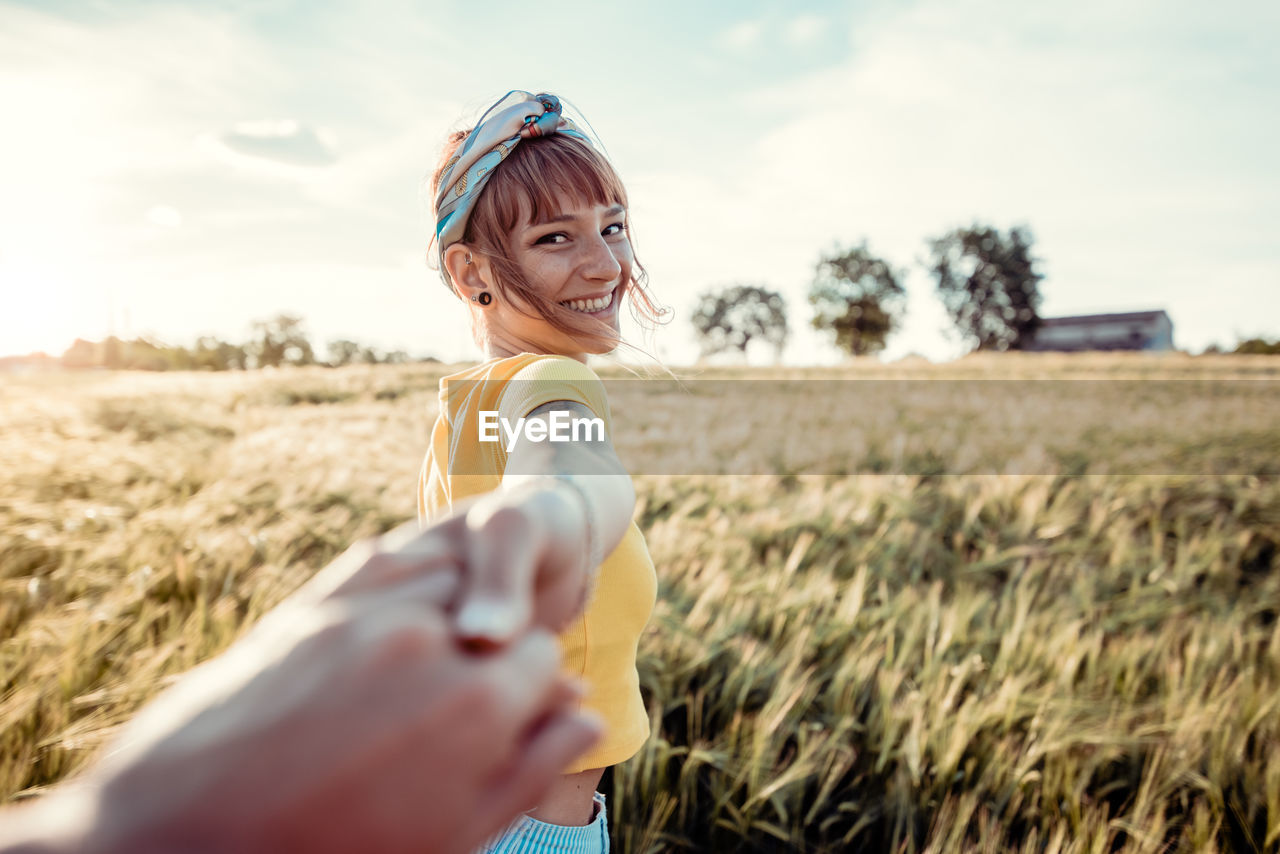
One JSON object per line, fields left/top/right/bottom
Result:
{"left": 2, "top": 354, "right": 1278, "bottom": 852}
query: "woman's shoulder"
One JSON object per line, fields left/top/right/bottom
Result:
{"left": 496, "top": 354, "right": 611, "bottom": 425}
{"left": 439, "top": 355, "right": 607, "bottom": 423}
{"left": 442, "top": 353, "right": 597, "bottom": 384}
{"left": 506, "top": 353, "right": 602, "bottom": 384}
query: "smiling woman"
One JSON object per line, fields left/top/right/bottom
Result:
{"left": 465, "top": 197, "right": 634, "bottom": 362}
{"left": 429, "top": 95, "right": 663, "bottom": 360}
{"left": 416, "top": 91, "right": 667, "bottom": 854}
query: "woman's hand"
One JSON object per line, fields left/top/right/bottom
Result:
{"left": 449, "top": 399, "right": 637, "bottom": 648}
{"left": 453, "top": 481, "right": 595, "bottom": 645}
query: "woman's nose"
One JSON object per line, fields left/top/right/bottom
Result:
{"left": 581, "top": 234, "right": 623, "bottom": 282}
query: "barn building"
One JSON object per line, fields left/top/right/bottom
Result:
{"left": 1025, "top": 310, "right": 1175, "bottom": 352}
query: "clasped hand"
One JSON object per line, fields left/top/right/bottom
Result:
{"left": 3, "top": 491, "right": 600, "bottom": 854}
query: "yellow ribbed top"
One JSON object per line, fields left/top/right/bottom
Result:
{"left": 418, "top": 353, "right": 656, "bottom": 772}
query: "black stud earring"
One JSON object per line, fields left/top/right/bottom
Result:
{"left": 471, "top": 291, "right": 492, "bottom": 306}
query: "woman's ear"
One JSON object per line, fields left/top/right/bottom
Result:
{"left": 443, "top": 244, "right": 493, "bottom": 301}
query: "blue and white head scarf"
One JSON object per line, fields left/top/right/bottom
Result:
{"left": 432, "top": 90, "right": 597, "bottom": 285}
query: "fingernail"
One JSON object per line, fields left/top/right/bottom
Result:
{"left": 456, "top": 598, "right": 519, "bottom": 641}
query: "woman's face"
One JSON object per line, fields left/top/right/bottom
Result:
{"left": 485, "top": 194, "right": 633, "bottom": 361}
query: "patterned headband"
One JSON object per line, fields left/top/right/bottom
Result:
{"left": 432, "top": 90, "right": 595, "bottom": 284}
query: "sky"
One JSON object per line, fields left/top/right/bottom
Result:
{"left": 1, "top": 0, "right": 1276, "bottom": 365}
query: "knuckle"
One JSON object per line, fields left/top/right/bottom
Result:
{"left": 450, "top": 677, "right": 505, "bottom": 726}
{"left": 364, "top": 610, "right": 445, "bottom": 664}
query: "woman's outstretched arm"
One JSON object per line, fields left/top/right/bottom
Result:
{"left": 453, "top": 399, "right": 635, "bottom": 646}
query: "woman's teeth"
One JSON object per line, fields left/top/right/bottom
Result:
{"left": 561, "top": 291, "right": 614, "bottom": 313}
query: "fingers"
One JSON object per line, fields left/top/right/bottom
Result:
{"left": 468, "top": 635, "right": 601, "bottom": 832}
{"left": 531, "top": 559, "right": 590, "bottom": 636}
{"left": 334, "top": 617, "right": 568, "bottom": 764}
{"left": 334, "top": 549, "right": 462, "bottom": 609}
{"left": 455, "top": 482, "right": 599, "bottom": 646}
{"left": 298, "top": 520, "right": 458, "bottom": 606}
{"left": 541, "top": 671, "right": 588, "bottom": 710}
{"left": 482, "top": 629, "right": 564, "bottom": 713}
{"left": 455, "top": 499, "right": 542, "bottom": 644}
{"left": 349, "top": 603, "right": 452, "bottom": 692}
{"left": 478, "top": 711, "right": 604, "bottom": 831}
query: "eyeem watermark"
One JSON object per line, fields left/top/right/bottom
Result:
{"left": 478, "top": 410, "right": 605, "bottom": 452}
{"left": 446, "top": 379, "right": 1280, "bottom": 475}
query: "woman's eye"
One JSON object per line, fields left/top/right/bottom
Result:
{"left": 533, "top": 221, "right": 626, "bottom": 245}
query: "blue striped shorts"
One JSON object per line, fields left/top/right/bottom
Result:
{"left": 479, "top": 792, "right": 609, "bottom": 854}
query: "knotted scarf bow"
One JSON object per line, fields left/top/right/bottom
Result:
{"left": 432, "top": 90, "right": 594, "bottom": 283}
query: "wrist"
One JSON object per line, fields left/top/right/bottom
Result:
{"left": 547, "top": 475, "right": 604, "bottom": 577}
{"left": 507, "top": 476, "right": 601, "bottom": 580}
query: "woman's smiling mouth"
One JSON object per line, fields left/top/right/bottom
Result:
{"left": 560, "top": 289, "right": 616, "bottom": 314}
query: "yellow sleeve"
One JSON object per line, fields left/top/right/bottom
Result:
{"left": 497, "top": 355, "right": 614, "bottom": 437}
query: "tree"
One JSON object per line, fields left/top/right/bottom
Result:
{"left": 690, "top": 284, "right": 788, "bottom": 361}
{"left": 808, "top": 243, "right": 905, "bottom": 357}
{"left": 1234, "top": 337, "right": 1280, "bottom": 355}
{"left": 122, "top": 338, "right": 173, "bottom": 371}
{"left": 925, "top": 224, "right": 1043, "bottom": 351}
{"left": 327, "top": 339, "right": 362, "bottom": 367}
{"left": 194, "top": 336, "right": 248, "bottom": 371}
{"left": 250, "top": 314, "right": 315, "bottom": 368}
{"left": 61, "top": 338, "right": 98, "bottom": 369}
{"left": 102, "top": 336, "right": 123, "bottom": 369}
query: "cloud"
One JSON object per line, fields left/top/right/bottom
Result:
{"left": 216, "top": 119, "right": 338, "bottom": 167}
{"left": 721, "top": 19, "right": 765, "bottom": 51}
{"left": 3, "top": 1, "right": 1273, "bottom": 363}
{"left": 624, "top": 0, "right": 1279, "bottom": 361}
{"left": 784, "top": 14, "right": 826, "bottom": 46}
{"left": 721, "top": 13, "right": 828, "bottom": 54}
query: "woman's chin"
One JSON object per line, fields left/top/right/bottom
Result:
{"left": 587, "top": 329, "right": 623, "bottom": 355}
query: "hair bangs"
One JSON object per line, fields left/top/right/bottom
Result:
{"left": 480, "top": 136, "right": 628, "bottom": 234}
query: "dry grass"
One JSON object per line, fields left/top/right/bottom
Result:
{"left": 2, "top": 355, "right": 1277, "bottom": 852}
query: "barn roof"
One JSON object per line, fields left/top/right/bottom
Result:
{"left": 1039, "top": 310, "right": 1170, "bottom": 327}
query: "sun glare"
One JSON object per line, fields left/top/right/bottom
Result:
{"left": 0, "top": 256, "right": 106, "bottom": 358}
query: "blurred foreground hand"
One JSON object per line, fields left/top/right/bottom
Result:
{"left": 0, "top": 519, "right": 602, "bottom": 854}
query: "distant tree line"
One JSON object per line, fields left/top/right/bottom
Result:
{"left": 1204, "top": 338, "right": 1280, "bottom": 355}
{"left": 50, "top": 314, "right": 431, "bottom": 371}
{"left": 694, "top": 223, "right": 1279, "bottom": 361}
{"left": 692, "top": 222, "right": 1046, "bottom": 360}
